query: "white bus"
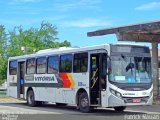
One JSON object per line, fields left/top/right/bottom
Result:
{"left": 7, "top": 44, "right": 153, "bottom": 112}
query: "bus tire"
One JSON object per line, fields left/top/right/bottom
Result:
{"left": 27, "top": 90, "right": 37, "bottom": 107}
{"left": 114, "top": 106, "right": 126, "bottom": 112}
{"left": 79, "top": 92, "right": 91, "bottom": 113}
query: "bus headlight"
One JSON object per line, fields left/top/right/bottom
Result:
{"left": 110, "top": 88, "right": 116, "bottom": 95}
{"left": 110, "top": 88, "right": 122, "bottom": 98}
{"left": 116, "top": 92, "right": 122, "bottom": 98}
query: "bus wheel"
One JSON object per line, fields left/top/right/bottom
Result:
{"left": 79, "top": 92, "right": 91, "bottom": 113}
{"left": 27, "top": 90, "right": 37, "bottom": 107}
{"left": 114, "top": 106, "right": 126, "bottom": 112}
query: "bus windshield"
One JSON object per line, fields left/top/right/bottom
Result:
{"left": 109, "top": 56, "right": 151, "bottom": 83}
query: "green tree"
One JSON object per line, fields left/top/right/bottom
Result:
{"left": 7, "top": 21, "right": 71, "bottom": 56}
{"left": 0, "top": 25, "right": 7, "bottom": 80}
{"left": 0, "top": 21, "right": 71, "bottom": 80}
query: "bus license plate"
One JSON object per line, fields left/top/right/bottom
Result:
{"left": 132, "top": 98, "right": 141, "bottom": 103}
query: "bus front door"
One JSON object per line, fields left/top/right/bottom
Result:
{"left": 90, "top": 54, "right": 100, "bottom": 105}
{"left": 17, "top": 61, "right": 25, "bottom": 98}
{"left": 90, "top": 53, "right": 107, "bottom": 106}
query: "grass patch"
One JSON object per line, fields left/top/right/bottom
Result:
{"left": 0, "top": 80, "right": 5, "bottom": 86}
{"left": 0, "top": 91, "right": 9, "bottom": 98}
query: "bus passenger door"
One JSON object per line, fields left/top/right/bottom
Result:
{"left": 90, "top": 53, "right": 107, "bottom": 106}
{"left": 17, "top": 61, "right": 25, "bottom": 98}
{"left": 90, "top": 54, "right": 100, "bottom": 105}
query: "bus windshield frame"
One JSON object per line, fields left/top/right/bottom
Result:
{"left": 109, "top": 45, "right": 152, "bottom": 85}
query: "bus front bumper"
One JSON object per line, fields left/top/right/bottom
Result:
{"left": 108, "top": 94, "right": 153, "bottom": 107}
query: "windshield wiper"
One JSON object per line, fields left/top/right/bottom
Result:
{"left": 121, "top": 54, "right": 135, "bottom": 75}
{"left": 121, "top": 54, "right": 127, "bottom": 62}
{"left": 126, "top": 58, "right": 134, "bottom": 75}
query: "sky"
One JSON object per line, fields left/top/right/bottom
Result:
{"left": 1, "top": 0, "right": 160, "bottom": 47}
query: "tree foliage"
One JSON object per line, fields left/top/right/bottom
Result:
{"left": 0, "top": 21, "right": 71, "bottom": 80}
{"left": 7, "top": 21, "right": 71, "bottom": 56}
{"left": 0, "top": 25, "right": 7, "bottom": 80}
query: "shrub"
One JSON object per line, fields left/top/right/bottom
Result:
{"left": 0, "top": 80, "right": 5, "bottom": 86}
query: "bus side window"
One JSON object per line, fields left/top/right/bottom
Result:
{"left": 36, "top": 57, "right": 46, "bottom": 74}
{"left": 9, "top": 60, "right": 17, "bottom": 75}
{"left": 47, "top": 56, "right": 59, "bottom": 74}
{"left": 26, "top": 58, "right": 36, "bottom": 74}
{"left": 73, "top": 52, "right": 88, "bottom": 73}
{"left": 60, "top": 54, "right": 73, "bottom": 73}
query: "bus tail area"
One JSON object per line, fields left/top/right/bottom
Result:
{"left": 7, "top": 61, "right": 25, "bottom": 99}
{"left": 7, "top": 44, "right": 153, "bottom": 113}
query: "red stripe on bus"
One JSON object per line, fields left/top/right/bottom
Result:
{"left": 59, "top": 73, "right": 71, "bottom": 88}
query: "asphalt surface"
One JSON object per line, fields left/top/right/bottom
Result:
{"left": 0, "top": 102, "right": 159, "bottom": 120}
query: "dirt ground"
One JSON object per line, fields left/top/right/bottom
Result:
{"left": 0, "top": 91, "right": 24, "bottom": 103}
{"left": 0, "top": 97, "right": 23, "bottom": 103}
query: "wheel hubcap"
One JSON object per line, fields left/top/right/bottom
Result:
{"left": 81, "top": 98, "right": 88, "bottom": 108}
{"left": 28, "top": 94, "right": 33, "bottom": 104}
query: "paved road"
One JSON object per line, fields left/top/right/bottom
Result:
{"left": 0, "top": 102, "right": 159, "bottom": 120}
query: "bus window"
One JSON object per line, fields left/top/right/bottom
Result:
{"left": 26, "top": 58, "right": 36, "bottom": 74}
{"left": 9, "top": 60, "right": 17, "bottom": 75}
{"left": 91, "top": 57, "right": 97, "bottom": 71}
{"left": 60, "top": 54, "right": 72, "bottom": 73}
{"left": 47, "top": 56, "right": 59, "bottom": 74}
{"left": 37, "top": 57, "right": 46, "bottom": 74}
{"left": 73, "top": 53, "right": 88, "bottom": 73}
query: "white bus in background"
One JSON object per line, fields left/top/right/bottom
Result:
{"left": 7, "top": 44, "right": 153, "bottom": 112}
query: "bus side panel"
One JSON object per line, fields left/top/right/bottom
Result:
{"left": 24, "top": 87, "right": 27, "bottom": 99}
{"left": 61, "top": 88, "right": 75, "bottom": 104}
{"left": 55, "top": 88, "right": 75, "bottom": 104}
{"left": 72, "top": 73, "right": 89, "bottom": 89}
{"left": 39, "top": 87, "right": 56, "bottom": 102}
{"left": 23, "top": 72, "right": 89, "bottom": 104}
{"left": 72, "top": 73, "right": 90, "bottom": 104}
{"left": 55, "top": 73, "right": 89, "bottom": 105}
{"left": 7, "top": 74, "right": 18, "bottom": 98}
{"left": 7, "top": 86, "right": 18, "bottom": 98}
{"left": 55, "top": 88, "right": 64, "bottom": 103}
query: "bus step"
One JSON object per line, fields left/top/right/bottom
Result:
{"left": 90, "top": 104, "right": 101, "bottom": 107}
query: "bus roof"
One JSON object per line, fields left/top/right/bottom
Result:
{"left": 8, "top": 43, "right": 147, "bottom": 60}
{"left": 9, "top": 44, "right": 109, "bottom": 60}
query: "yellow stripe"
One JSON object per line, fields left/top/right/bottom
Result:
{"left": 67, "top": 73, "right": 75, "bottom": 88}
